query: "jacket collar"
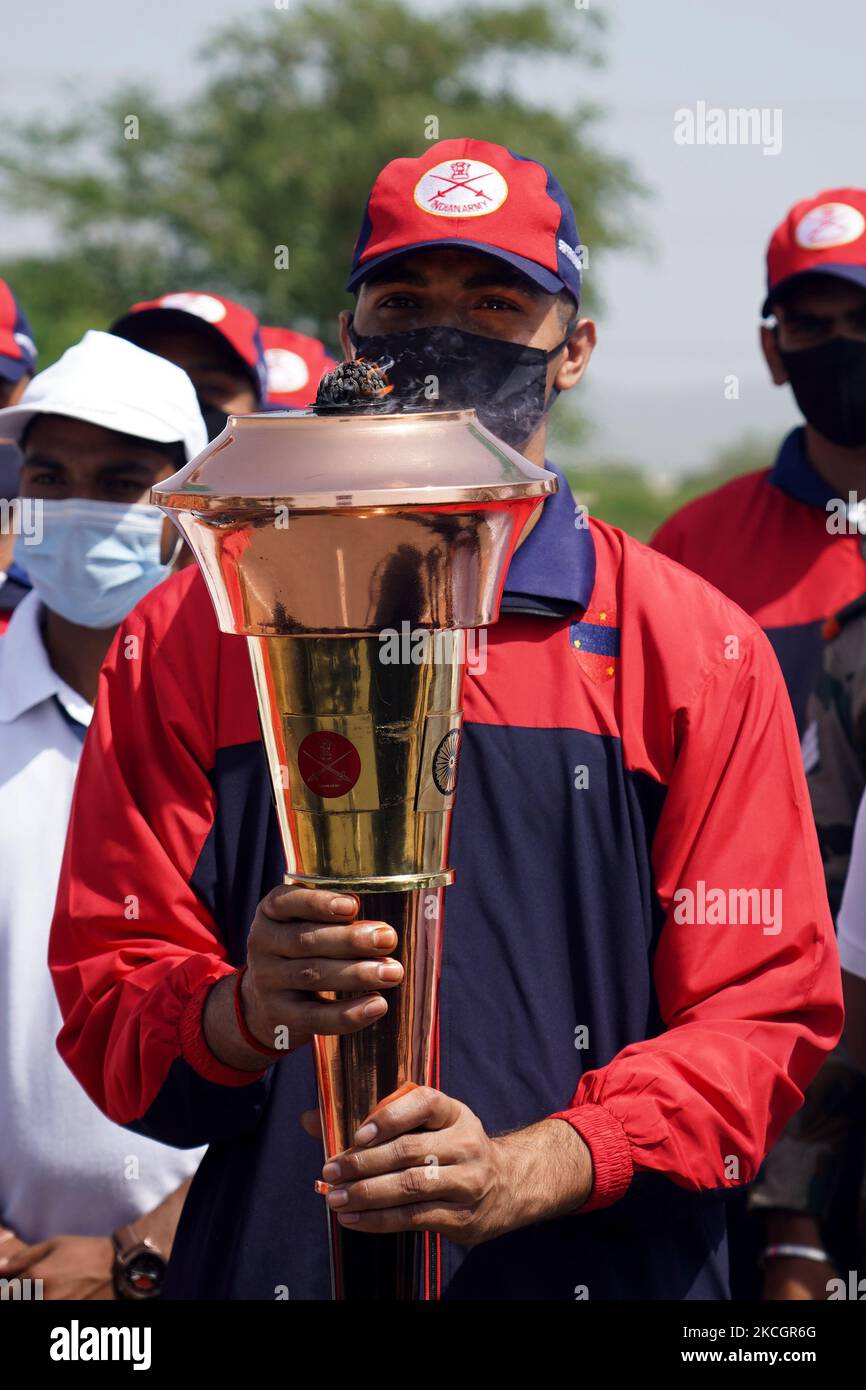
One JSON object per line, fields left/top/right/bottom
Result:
{"left": 769, "top": 427, "right": 838, "bottom": 508}
{"left": 501, "top": 460, "right": 595, "bottom": 618}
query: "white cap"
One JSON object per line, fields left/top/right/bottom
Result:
{"left": 0, "top": 329, "right": 208, "bottom": 462}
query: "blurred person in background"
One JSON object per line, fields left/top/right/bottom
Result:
{"left": 0, "top": 330, "right": 208, "bottom": 1299}
{"left": 834, "top": 783, "right": 866, "bottom": 1286}
{"left": 110, "top": 290, "right": 268, "bottom": 440}
{"left": 652, "top": 189, "right": 866, "bottom": 734}
{"left": 261, "top": 325, "right": 336, "bottom": 408}
{"left": 0, "top": 278, "right": 38, "bottom": 621}
{"left": 803, "top": 588, "right": 866, "bottom": 921}
{"left": 749, "top": 588, "right": 866, "bottom": 1300}
{"left": 838, "top": 787, "right": 866, "bottom": 1077}
{"left": 653, "top": 190, "right": 866, "bottom": 1300}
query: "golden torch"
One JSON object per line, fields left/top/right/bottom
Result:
{"left": 152, "top": 402, "right": 556, "bottom": 1298}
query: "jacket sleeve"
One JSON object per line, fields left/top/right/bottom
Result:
{"left": 550, "top": 629, "right": 844, "bottom": 1211}
{"left": 48, "top": 585, "right": 274, "bottom": 1149}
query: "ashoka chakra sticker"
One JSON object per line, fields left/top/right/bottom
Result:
{"left": 432, "top": 728, "right": 461, "bottom": 796}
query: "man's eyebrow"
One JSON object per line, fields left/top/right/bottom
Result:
{"left": 21, "top": 452, "right": 64, "bottom": 467}
{"left": 361, "top": 265, "right": 541, "bottom": 296}
{"left": 362, "top": 266, "right": 427, "bottom": 288}
{"left": 460, "top": 269, "right": 542, "bottom": 297}
{"left": 96, "top": 459, "right": 160, "bottom": 474}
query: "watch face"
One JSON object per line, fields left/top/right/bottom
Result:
{"left": 123, "top": 1249, "right": 166, "bottom": 1298}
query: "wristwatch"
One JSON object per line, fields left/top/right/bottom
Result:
{"left": 111, "top": 1223, "right": 168, "bottom": 1300}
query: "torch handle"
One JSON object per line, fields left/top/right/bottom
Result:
{"left": 311, "top": 888, "right": 443, "bottom": 1300}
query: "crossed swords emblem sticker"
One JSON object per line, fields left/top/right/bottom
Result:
{"left": 297, "top": 731, "right": 362, "bottom": 798}
{"left": 414, "top": 159, "right": 509, "bottom": 218}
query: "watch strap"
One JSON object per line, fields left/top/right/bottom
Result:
{"left": 112, "top": 1223, "right": 146, "bottom": 1259}
{"left": 761, "top": 1242, "right": 833, "bottom": 1266}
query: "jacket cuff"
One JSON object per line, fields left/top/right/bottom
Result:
{"left": 549, "top": 1101, "right": 634, "bottom": 1212}
{"left": 179, "top": 974, "right": 269, "bottom": 1088}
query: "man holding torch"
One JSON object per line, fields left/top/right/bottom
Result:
{"left": 49, "top": 140, "right": 842, "bottom": 1300}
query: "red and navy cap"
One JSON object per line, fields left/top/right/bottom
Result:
{"left": 261, "top": 327, "right": 337, "bottom": 408}
{"left": 110, "top": 291, "right": 268, "bottom": 403}
{"left": 346, "top": 138, "right": 583, "bottom": 306}
{"left": 0, "top": 279, "right": 37, "bottom": 384}
{"left": 763, "top": 189, "right": 866, "bottom": 315}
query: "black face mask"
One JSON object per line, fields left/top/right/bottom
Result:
{"left": 778, "top": 336, "right": 866, "bottom": 448}
{"left": 196, "top": 394, "right": 229, "bottom": 442}
{"left": 345, "top": 319, "right": 572, "bottom": 449}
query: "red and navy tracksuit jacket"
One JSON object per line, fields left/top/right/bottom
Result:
{"left": 48, "top": 462, "right": 842, "bottom": 1300}
{"left": 652, "top": 427, "right": 866, "bottom": 733}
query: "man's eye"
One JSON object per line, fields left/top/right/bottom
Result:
{"left": 192, "top": 376, "right": 238, "bottom": 402}
{"left": 108, "top": 479, "right": 148, "bottom": 495}
{"left": 377, "top": 294, "right": 419, "bottom": 310}
{"left": 476, "top": 297, "right": 519, "bottom": 312}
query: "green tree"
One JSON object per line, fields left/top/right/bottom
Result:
{"left": 0, "top": 0, "right": 641, "bottom": 368}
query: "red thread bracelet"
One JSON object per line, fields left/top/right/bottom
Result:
{"left": 233, "top": 966, "right": 285, "bottom": 1058}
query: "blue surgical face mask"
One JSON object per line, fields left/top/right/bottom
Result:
{"left": 13, "top": 498, "right": 183, "bottom": 628}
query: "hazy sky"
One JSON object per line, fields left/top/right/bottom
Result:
{"left": 3, "top": 0, "right": 862, "bottom": 473}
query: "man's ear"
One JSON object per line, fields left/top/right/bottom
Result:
{"left": 552, "top": 318, "right": 596, "bottom": 394}
{"left": 338, "top": 310, "right": 356, "bottom": 360}
{"left": 761, "top": 323, "right": 788, "bottom": 386}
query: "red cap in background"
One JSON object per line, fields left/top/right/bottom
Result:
{"left": 0, "top": 279, "right": 37, "bottom": 383}
{"left": 763, "top": 189, "right": 866, "bottom": 314}
{"left": 111, "top": 291, "right": 268, "bottom": 402}
{"left": 261, "top": 326, "right": 336, "bottom": 408}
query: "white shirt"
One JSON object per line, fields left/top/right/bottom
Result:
{"left": 838, "top": 788, "right": 866, "bottom": 982}
{"left": 0, "top": 591, "right": 205, "bottom": 1243}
